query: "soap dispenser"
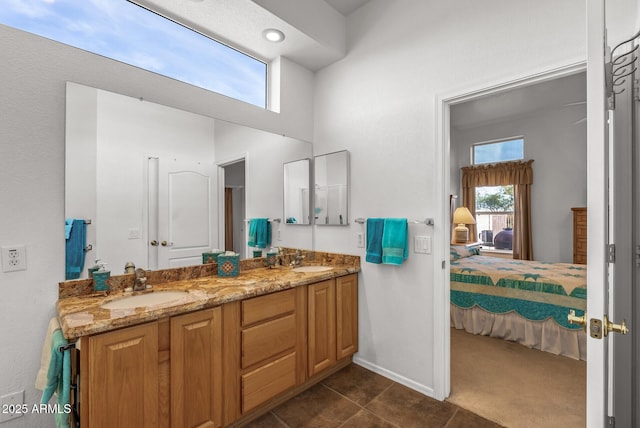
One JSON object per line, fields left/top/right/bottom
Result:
{"left": 87, "top": 259, "right": 101, "bottom": 278}
{"left": 93, "top": 262, "right": 110, "bottom": 292}
{"left": 266, "top": 247, "right": 278, "bottom": 268}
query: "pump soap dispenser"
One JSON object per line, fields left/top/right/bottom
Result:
{"left": 93, "top": 262, "right": 110, "bottom": 292}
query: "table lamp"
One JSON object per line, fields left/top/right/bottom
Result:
{"left": 452, "top": 206, "right": 476, "bottom": 244}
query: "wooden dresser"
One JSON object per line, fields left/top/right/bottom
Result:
{"left": 572, "top": 207, "right": 587, "bottom": 264}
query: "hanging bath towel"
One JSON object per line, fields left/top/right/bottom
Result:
{"left": 365, "top": 218, "right": 385, "bottom": 264}
{"left": 65, "top": 219, "right": 86, "bottom": 280}
{"left": 381, "top": 218, "right": 409, "bottom": 265}
{"left": 248, "top": 218, "right": 271, "bottom": 248}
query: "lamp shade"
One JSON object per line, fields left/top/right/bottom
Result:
{"left": 453, "top": 207, "right": 476, "bottom": 225}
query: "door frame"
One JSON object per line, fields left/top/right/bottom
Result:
{"left": 433, "top": 60, "right": 587, "bottom": 400}
{"left": 217, "top": 153, "right": 248, "bottom": 257}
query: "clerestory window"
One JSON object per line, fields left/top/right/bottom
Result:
{"left": 1, "top": 0, "right": 267, "bottom": 108}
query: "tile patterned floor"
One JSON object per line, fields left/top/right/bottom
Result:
{"left": 241, "top": 364, "right": 502, "bottom": 428}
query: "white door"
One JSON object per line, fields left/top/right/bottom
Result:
{"left": 586, "top": 1, "right": 633, "bottom": 426}
{"left": 148, "top": 156, "right": 216, "bottom": 268}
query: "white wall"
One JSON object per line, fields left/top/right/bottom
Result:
{"left": 0, "top": 24, "right": 312, "bottom": 427}
{"left": 313, "top": 0, "right": 587, "bottom": 397}
{"left": 451, "top": 106, "right": 588, "bottom": 263}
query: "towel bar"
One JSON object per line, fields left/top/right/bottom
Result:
{"left": 355, "top": 217, "right": 434, "bottom": 226}
{"left": 58, "top": 342, "right": 76, "bottom": 353}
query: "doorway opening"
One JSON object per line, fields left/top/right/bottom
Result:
{"left": 439, "top": 63, "right": 588, "bottom": 426}
{"left": 219, "top": 159, "right": 246, "bottom": 259}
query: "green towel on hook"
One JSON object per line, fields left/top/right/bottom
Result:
{"left": 381, "top": 218, "right": 409, "bottom": 265}
{"left": 41, "top": 329, "right": 70, "bottom": 428}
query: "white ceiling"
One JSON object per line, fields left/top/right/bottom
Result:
{"left": 324, "top": 0, "right": 371, "bottom": 16}
{"left": 450, "top": 72, "right": 586, "bottom": 130}
{"left": 139, "top": 0, "right": 370, "bottom": 71}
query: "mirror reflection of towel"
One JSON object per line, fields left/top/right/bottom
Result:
{"left": 248, "top": 218, "right": 271, "bottom": 248}
{"left": 381, "top": 218, "right": 409, "bottom": 265}
{"left": 65, "top": 219, "right": 86, "bottom": 280}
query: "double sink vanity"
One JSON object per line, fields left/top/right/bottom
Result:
{"left": 57, "top": 250, "right": 360, "bottom": 427}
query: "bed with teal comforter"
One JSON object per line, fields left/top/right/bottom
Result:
{"left": 450, "top": 248, "right": 587, "bottom": 360}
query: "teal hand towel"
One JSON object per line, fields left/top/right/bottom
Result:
{"left": 365, "top": 218, "right": 385, "bottom": 264}
{"left": 248, "top": 218, "right": 271, "bottom": 248}
{"left": 381, "top": 218, "right": 409, "bottom": 265}
{"left": 41, "top": 329, "right": 70, "bottom": 428}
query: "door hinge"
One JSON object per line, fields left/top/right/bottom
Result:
{"left": 442, "top": 260, "right": 446, "bottom": 269}
{"left": 608, "top": 244, "right": 615, "bottom": 263}
{"left": 608, "top": 416, "right": 615, "bottom": 427}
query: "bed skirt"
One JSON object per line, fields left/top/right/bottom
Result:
{"left": 451, "top": 303, "right": 586, "bottom": 361}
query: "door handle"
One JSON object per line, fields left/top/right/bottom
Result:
{"left": 603, "top": 315, "right": 629, "bottom": 337}
{"left": 161, "top": 240, "right": 173, "bottom": 247}
{"left": 150, "top": 240, "right": 159, "bottom": 246}
{"left": 568, "top": 310, "right": 587, "bottom": 330}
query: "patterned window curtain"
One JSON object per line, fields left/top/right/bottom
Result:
{"left": 461, "top": 160, "right": 534, "bottom": 260}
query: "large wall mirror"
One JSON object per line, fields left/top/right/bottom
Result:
{"left": 314, "top": 150, "right": 350, "bottom": 226}
{"left": 283, "top": 159, "right": 311, "bottom": 225}
{"left": 65, "top": 82, "right": 312, "bottom": 277}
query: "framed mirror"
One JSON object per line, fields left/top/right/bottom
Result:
{"left": 314, "top": 150, "right": 350, "bottom": 226}
{"left": 283, "top": 159, "right": 311, "bottom": 225}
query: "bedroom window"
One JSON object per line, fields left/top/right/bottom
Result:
{"left": 472, "top": 137, "right": 524, "bottom": 165}
{"left": 0, "top": 0, "right": 268, "bottom": 108}
{"left": 475, "top": 186, "right": 514, "bottom": 251}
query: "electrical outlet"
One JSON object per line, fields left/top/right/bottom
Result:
{"left": 356, "top": 232, "right": 365, "bottom": 248}
{"left": 2, "top": 245, "right": 27, "bottom": 272}
{"left": 0, "top": 390, "right": 24, "bottom": 422}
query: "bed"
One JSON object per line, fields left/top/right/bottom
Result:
{"left": 449, "top": 246, "right": 587, "bottom": 360}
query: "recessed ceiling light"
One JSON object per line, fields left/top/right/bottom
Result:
{"left": 263, "top": 29, "right": 285, "bottom": 43}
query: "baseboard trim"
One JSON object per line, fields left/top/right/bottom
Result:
{"left": 352, "top": 356, "right": 436, "bottom": 399}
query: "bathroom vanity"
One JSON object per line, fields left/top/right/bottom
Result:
{"left": 57, "top": 251, "right": 359, "bottom": 427}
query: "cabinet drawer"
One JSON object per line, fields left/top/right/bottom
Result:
{"left": 242, "top": 314, "right": 296, "bottom": 368}
{"left": 242, "top": 289, "right": 296, "bottom": 326}
{"left": 242, "top": 353, "right": 296, "bottom": 413}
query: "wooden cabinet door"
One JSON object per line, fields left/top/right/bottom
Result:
{"left": 87, "top": 322, "right": 159, "bottom": 428}
{"left": 308, "top": 279, "right": 336, "bottom": 376}
{"left": 336, "top": 274, "right": 358, "bottom": 359}
{"left": 171, "top": 307, "right": 222, "bottom": 428}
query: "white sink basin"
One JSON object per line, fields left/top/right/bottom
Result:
{"left": 292, "top": 266, "right": 333, "bottom": 273}
{"left": 101, "top": 290, "right": 189, "bottom": 310}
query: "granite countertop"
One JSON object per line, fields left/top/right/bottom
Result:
{"left": 57, "top": 260, "right": 360, "bottom": 340}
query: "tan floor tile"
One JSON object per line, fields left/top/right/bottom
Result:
{"left": 322, "top": 364, "right": 394, "bottom": 406}
{"left": 365, "top": 383, "right": 457, "bottom": 428}
{"left": 341, "top": 409, "right": 398, "bottom": 428}
{"left": 272, "top": 383, "right": 360, "bottom": 428}
{"left": 241, "top": 411, "right": 288, "bottom": 428}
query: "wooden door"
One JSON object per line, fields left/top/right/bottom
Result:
{"left": 87, "top": 322, "right": 159, "bottom": 428}
{"left": 336, "top": 274, "right": 358, "bottom": 359}
{"left": 171, "top": 308, "right": 222, "bottom": 428}
{"left": 308, "top": 279, "right": 336, "bottom": 376}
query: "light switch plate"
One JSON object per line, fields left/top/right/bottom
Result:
{"left": 414, "top": 236, "right": 431, "bottom": 254}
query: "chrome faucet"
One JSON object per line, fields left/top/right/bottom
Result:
{"left": 133, "top": 268, "right": 148, "bottom": 291}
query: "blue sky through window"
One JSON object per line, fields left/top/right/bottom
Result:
{"left": 1, "top": 0, "right": 267, "bottom": 107}
{"left": 473, "top": 138, "right": 524, "bottom": 165}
